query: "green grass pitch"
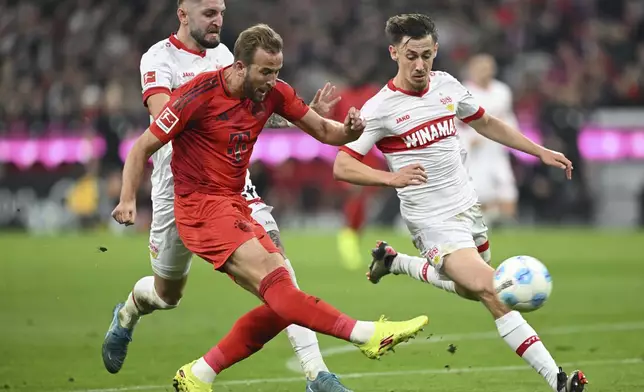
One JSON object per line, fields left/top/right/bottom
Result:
{"left": 1, "top": 228, "right": 643, "bottom": 391}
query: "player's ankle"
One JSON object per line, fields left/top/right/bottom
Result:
{"left": 349, "top": 321, "right": 376, "bottom": 344}
{"left": 302, "top": 358, "right": 329, "bottom": 381}
{"left": 192, "top": 357, "right": 217, "bottom": 384}
{"left": 118, "top": 297, "right": 142, "bottom": 329}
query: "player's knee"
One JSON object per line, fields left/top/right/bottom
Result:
{"left": 455, "top": 284, "right": 480, "bottom": 302}
{"left": 155, "top": 286, "right": 183, "bottom": 307}
{"left": 152, "top": 276, "right": 186, "bottom": 307}
{"left": 456, "top": 262, "right": 495, "bottom": 303}
{"left": 476, "top": 284, "right": 498, "bottom": 305}
{"left": 261, "top": 252, "right": 285, "bottom": 276}
{"left": 469, "top": 272, "right": 497, "bottom": 305}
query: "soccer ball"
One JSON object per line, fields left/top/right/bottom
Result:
{"left": 493, "top": 255, "right": 553, "bottom": 312}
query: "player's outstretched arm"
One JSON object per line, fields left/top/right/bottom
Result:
{"left": 293, "top": 107, "right": 364, "bottom": 146}
{"left": 146, "top": 93, "right": 171, "bottom": 118}
{"left": 266, "top": 82, "right": 341, "bottom": 128}
{"left": 112, "top": 130, "right": 163, "bottom": 225}
{"left": 469, "top": 114, "right": 573, "bottom": 179}
{"left": 333, "top": 151, "right": 427, "bottom": 187}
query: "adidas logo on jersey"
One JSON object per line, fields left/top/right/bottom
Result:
{"left": 402, "top": 117, "right": 457, "bottom": 148}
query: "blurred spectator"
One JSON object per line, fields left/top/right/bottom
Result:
{"left": 2, "top": 0, "right": 643, "bottom": 228}
{"left": 2, "top": 0, "right": 644, "bottom": 135}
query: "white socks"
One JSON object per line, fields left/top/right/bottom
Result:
{"left": 283, "top": 259, "right": 330, "bottom": 380}
{"left": 118, "top": 276, "right": 176, "bottom": 329}
{"left": 496, "top": 311, "right": 559, "bottom": 391}
{"left": 191, "top": 357, "right": 217, "bottom": 384}
{"left": 390, "top": 253, "right": 457, "bottom": 294}
{"left": 349, "top": 321, "right": 376, "bottom": 345}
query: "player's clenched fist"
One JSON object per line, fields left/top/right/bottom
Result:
{"left": 385, "top": 163, "right": 428, "bottom": 188}
{"left": 112, "top": 200, "right": 136, "bottom": 226}
{"left": 343, "top": 107, "right": 365, "bottom": 140}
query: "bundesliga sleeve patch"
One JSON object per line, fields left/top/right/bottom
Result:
{"left": 155, "top": 107, "right": 179, "bottom": 134}
{"left": 143, "top": 71, "right": 157, "bottom": 87}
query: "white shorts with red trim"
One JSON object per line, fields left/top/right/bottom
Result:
{"left": 411, "top": 203, "right": 490, "bottom": 280}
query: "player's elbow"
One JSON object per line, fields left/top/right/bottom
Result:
{"left": 320, "top": 119, "right": 351, "bottom": 146}
{"left": 133, "top": 130, "right": 163, "bottom": 159}
{"left": 470, "top": 114, "right": 495, "bottom": 136}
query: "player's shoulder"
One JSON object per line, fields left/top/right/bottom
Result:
{"left": 430, "top": 70, "right": 464, "bottom": 88}
{"left": 276, "top": 78, "right": 299, "bottom": 91}
{"left": 174, "top": 70, "right": 222, "bottom": 95}
{"left": 206, "top": 43, "right": 235, "bottom": 67}
{"left": 141, "top": 37, "right": 174, "bottom": 63}
{"left": 269, "top": 79, "right": 300, "bottom": 101}
{"left": 361, "top": 84, "right": 396, "bottom": 118}
{"left": 207, "top": 43, "right": 234, "bottom": 60}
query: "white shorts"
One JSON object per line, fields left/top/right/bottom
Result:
{"left": 468, "top": 154, "right": 517, "bottom": 204}
{"left": 148, "top": 200, "right": 279, "bottom": 280}
{"left": 411, "top": 204, "right": 490, "bottom": 280}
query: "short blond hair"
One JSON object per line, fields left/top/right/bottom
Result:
{"left": 234, "top": 24, "right": 283, "bottom": 65}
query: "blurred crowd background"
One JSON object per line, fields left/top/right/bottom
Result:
{"left": 1, "top": 0, "right": 644, "bottom": 234}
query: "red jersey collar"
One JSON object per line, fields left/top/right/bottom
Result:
{"left": 169, "top": 33, "right": 206, "bottom": 58}
{"left": 387, "top": 77, "right": 430, "bottom": 97}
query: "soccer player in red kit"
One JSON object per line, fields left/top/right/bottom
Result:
{"left": 112, "top": 24, "right": 428, "bottom": 392}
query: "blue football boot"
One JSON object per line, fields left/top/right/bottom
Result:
{"left": 102, "top": 302, "right": 133, "bottom": 374}
{"left": 306, "top": 371, "right": 353, "bottom": 392}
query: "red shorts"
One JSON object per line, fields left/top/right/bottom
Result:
{"left": 174, "top": 192, "right": 280, "bottom": 270}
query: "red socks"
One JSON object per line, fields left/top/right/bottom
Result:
{"left": 203, "top": 267, "right": 356, "bottom": 375}
{"left": 259, "top": 267, "right": 356, "bottom": 341}
{"left": 204, "top": 304, "right": 289, "bottom": 373}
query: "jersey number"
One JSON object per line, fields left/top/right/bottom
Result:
{"left": 241, "top": 184, "right": 259, "bottom": 201}
{"left": 227, "top": 131, "right": 251, "bottom": 162}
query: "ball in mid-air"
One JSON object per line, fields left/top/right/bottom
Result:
{"left": 493, "top": 255, "right": 553, "bottom": 312}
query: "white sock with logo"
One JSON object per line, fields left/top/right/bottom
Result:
{"left": 390, "top": 253, "right": 456, "bottom": 293}
{"left": 496, "top": 311, "right": 559, "bottom": 391}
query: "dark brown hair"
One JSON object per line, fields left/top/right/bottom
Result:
{"left": 233, "top": 24, "right": 284, "bottom": 65}
{"left": 385, "top": 14, "right": 438, "bottom": 45}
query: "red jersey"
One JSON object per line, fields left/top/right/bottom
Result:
{"left": 149, "top": 67, "right": 309, "bottom": 196}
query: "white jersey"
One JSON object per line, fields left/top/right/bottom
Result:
{"left": 459, "top": 79, "right": 518, "bottom": 159}
{"left": 341, "top": 71, "right": 485, "bottom": 232}
{"left": 140, "top": 34, "right": 260, "bottom": 204}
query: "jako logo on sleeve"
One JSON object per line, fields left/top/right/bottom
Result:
{"left": 155, "top": 108, "right": 179, "bottom": 134}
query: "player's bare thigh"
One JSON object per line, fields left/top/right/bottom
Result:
{"left": 221, "top": 237, "right": 286, "bottom": 296}
{"left": 250, "top": 203, "right": 285, "bottom": 252}
{"left": 416, "top": 204, "right": 491, "bottom": 303}
{"left": 442, "top": 248, "right": 507, "bottom": 318}
{"left": 266, "top": 230, "right": 285, "bottom": 253}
